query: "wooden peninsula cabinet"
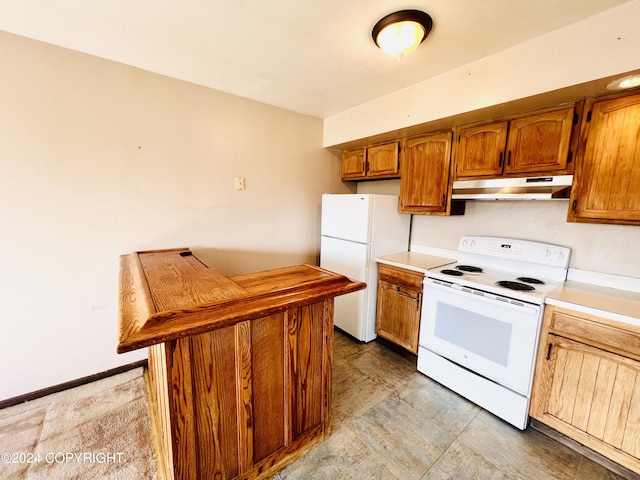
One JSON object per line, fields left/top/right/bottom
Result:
{"left": 117, "top": 248, "right": 365, "bottom": 480}
{"left": 375, "top": 264, "right": 424, "bottom": 354}
{"left": 530, "top": 304, "right": 640, "bottom": 475}
{"left": 454, "top": 105, "right": 578, "bottom": 179}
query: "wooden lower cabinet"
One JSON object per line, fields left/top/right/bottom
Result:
{"left": 530, "top": 305, "right": 640, "bottom": 474}
{"left": 375, "top": 264, "right": 423, "bottom": 354}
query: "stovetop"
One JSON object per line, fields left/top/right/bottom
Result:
{"left": 425, "top": 236, "right": 571, "bottom": 305}
{"left": 427, "top": 262, "right": 563, "bottom": 304}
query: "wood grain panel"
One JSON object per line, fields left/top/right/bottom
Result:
{"left": 571, "top": 354, "right": 599, "bottom": 431}
{"left": 147, "top": 343, "right": 174, "bottom": 480}
{"left": 291, "top": 303, "right": 324, "bottom": 438}
{"left": 322, "top": 300, "right": 334, "bottom": 435}
{"left": 547, "top": 343, "right": 569, "bottom": 418}
{"left": 586, "top": 358, "right": 617, "bottom": 440}
{"left": 235, "top": 321, "right": 254, "bottom": 473}
{"left": 166, "top": 338, "right": 197, "bottom": 480}
{"left": 139, "top": 250, "right": 247, "bottom": 311}
{"left": 622, "top": 378, "right": 640, "bottom": 457}
{"left": 603, "top": 365, "right": 637, "bottom": 448}
{"left": 118, "top": 253, "right": 155, "bottom": 341}
{"left": 251, "top": 313, "right": 286, "bottom": 463}
{"left": 190, "top": 328, "right": 239, "bottom": 479}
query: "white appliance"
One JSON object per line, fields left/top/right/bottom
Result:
{"left": 320, "top": 194, "right": 410, "bottom": 341}
{"left": 417, "top": 236, "right": 570, "bottom": 429}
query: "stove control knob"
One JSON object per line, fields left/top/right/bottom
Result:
{"left": 554, "top": 250, "right": 565, "bottom": 260}
{"left": 542, "top": 248, "right": 552, "bottom": 258}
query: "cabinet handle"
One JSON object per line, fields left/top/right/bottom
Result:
{"left": 572, "top": 200, "right": 577, "bottom": 211}
{"left": 507, "top": 151, "right": 512, "bottom": 166}
{"left": 498, "top": 152, "right": 503, "bottom": 167}
{"left": 396, "top": 287, "right": 421, "bottom": 310}
{"left": 546, "top": 343, "right": 553, "bottom": 360}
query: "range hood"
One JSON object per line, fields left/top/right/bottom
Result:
{"left": 451, "top": 175, "right": 573, "bottom": 200}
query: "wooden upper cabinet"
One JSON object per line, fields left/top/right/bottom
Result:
{"left": 455, "top": 121, "right": 508, "bottom": 178}
{"left": 505, "top": 107, "right": 575, "bottom": 175}
{"left": 341, "top": 141, "right": 400, "bottom": 181}
{"left": 368, "top": 142, "right": 400, "bottom": 177}
{"left": 400, "top": 132, "right": 453, "bottom": 214}
{"left": 454, "top": 106, "right": 577, "bottom": 179}
{"left": 568, "top": 92, "right": 640, "bottom": 226}
{"left": 341, "top": 148, "right": 366, "bottom": 180}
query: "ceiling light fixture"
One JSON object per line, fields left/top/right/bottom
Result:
{"left": 372, "top": 10, "right": 433, "bottom": 60}
{"left": 606, "top": 74, "right": 640, "bottom": 91}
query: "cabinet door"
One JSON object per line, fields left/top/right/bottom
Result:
{"left": 367, "top": 142, "right": 400, "bottom": 177}
{"left": 533, "top": 334, "right": 640, "bottom": 464}
{"left": 505, "top": 107, "right": 574, "bottom": 175}
{"left": 455, "top": 121, "right": 508, "bottom": 178}
{"left": 399, "top": 132, "right": 453, "bottom": 214}
{"left": 569, "top": 93, "right": 640, "bottom": 225}
{"left": 341, "top": 149, "right": 366, "bottom": 180}
{"left": 375, "top": 279, "right": 421, "bottom": 354}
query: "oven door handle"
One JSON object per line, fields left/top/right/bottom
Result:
{"left": 423, "top": 279, "right": 541, "bottom": 314}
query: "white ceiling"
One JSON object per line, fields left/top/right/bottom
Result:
{"left": 0, "top": 0, "right": 632, "bottom": 118}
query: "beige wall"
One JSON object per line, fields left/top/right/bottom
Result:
{"left": 0, "top": 31, "right": 349, "bottom": 400}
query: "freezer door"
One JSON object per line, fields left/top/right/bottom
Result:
{"left": 320, "top": 236, "right": 371, "bottom": 341}
{"left": 321, "top": 194, "right": 371, "bottom": 244}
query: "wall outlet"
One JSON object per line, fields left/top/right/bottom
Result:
{"left": 235, "top": 176, "right": 245, "bottom": 191}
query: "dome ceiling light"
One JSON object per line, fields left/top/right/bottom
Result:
{"left": 372, "top": 10, "right": 433, "bottom": 60}
{"left": 606, "top": 74, "right": 640, "bottom": 91}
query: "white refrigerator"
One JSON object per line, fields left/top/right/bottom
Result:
{"left": 320, "top": 194, "right": 411, "bottom": 342}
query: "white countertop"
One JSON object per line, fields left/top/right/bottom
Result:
{"left": 376, "top": 251, "right": 455, "bottom": 274}
{"left": 545, "top": 280, "right": 640, "bottom": 325}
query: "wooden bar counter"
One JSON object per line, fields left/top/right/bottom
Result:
{"left": 117, "top": 248, "right": 365, "bottom": 480}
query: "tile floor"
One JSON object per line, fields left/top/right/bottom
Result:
{"left": 1, "top": 330, "right": 632, "bottom": 479}
{"left": 277, "top": 331, "right": 627, "bottom": 479}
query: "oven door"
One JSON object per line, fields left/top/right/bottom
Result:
{"left": 419, "top": 280, "right": 542, "bottom": 396}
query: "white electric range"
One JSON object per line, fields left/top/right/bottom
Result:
{"left": 417, "top": 236, "right": 571, "bottom": 429}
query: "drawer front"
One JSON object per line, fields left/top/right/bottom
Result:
{"left": 378, "top": 264, "right": 423, "bottom": 290}
{"left": 551, "top": 310, "right": 640, "bottom": 360}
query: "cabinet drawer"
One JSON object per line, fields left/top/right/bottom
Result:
{"left": 551, "top": 310, "right": 640, "bottom": 360}
{"left": 378, "top": 264, "right": 423, "bottom": 290}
